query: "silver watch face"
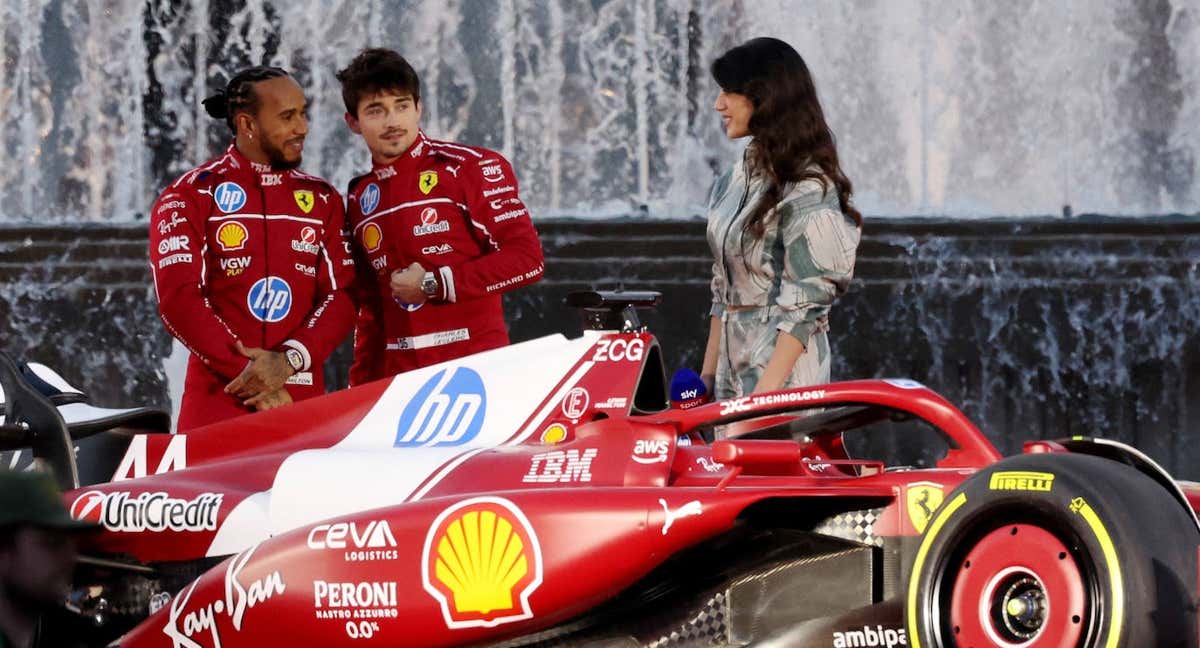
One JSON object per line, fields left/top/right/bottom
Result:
{"left": 286, "top": 349, "right": 303, "bottom": 370}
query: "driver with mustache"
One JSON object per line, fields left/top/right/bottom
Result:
{"left": 337, "top": 49, "right": 544, "bottom": 383}
{"left": 148, "top": 66, "right": 356, "bottom": 430}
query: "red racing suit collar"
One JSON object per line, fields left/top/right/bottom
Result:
{"left": 222, "top": 142, "right": 303, "bottom": 183}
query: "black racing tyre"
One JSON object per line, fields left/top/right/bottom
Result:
{"left": 907, "top": 453, "right": 1199, "bottom": 648}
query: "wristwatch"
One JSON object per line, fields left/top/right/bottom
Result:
{"left": 421, "top": 271, "right": 440, "bottom": 300}
{"left": 284, "top": 348, "right": 304, "bottom": 373}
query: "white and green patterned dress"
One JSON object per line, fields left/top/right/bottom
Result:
{"left": 706, "top": 153, "right": 861, "bottom": 399}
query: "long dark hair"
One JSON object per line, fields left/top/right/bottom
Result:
{"left": 712, "top": 37, "right": 862, "bottom": 235}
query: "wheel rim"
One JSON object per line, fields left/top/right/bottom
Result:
{"left": 948, "top": 524, "right": 1087, "bottom": 647}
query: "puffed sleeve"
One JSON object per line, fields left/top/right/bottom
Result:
{"left": 773, "top": 181, "right": 860, "bottom": 348}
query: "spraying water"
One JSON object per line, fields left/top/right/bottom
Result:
{"left": 0, "top": 0, "right": 1195, "bottom": 221}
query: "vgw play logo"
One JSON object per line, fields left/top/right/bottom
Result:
{"left": 395, "top": 367, "right": 486, "bottom": 447}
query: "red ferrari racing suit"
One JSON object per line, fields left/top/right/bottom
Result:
{"left": 345, "top": 132, "right": 544, "bottom": 384}
{"left": 149, "top": 145, "right": 356, "bottom": 430}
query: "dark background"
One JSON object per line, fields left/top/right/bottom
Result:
{"left": 2, "top": 217, "right": 1198, "bottom": 477}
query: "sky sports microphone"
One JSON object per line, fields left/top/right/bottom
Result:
{"left": 670, "top": 367, "right": 710, "bottom": 409}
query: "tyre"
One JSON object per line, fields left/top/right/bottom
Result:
{"left": 907, "top": 453, "right": 1199, "bottom": 648}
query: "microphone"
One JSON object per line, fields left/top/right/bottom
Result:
{"left": 670, "top": 368, "right": 710, "bottom": 409}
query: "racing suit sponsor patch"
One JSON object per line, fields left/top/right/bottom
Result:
{"left": 158, "top": 254, "right": 192, "bottom": 269}
{"left": 360, "top": 183, "right": 381, "bottom": 215}
{"left": 292, "top": 226, "right": 320, "bottom": 254}
{"left": 247, "top": 276, "right": 293, "bottom": 322}
{"left": 387, "top": 328, "right": 470, "bottom": 351}
{"left": 294, "top": 189, "right": 315, "bottom": 213}
{"left": 158, "top": 235, "right": 190, "bottom": 254}
{"left": 482, "top": 185, "right": 514, "bottom": 197}
{"left": 216, "top": 221, "right": 249, "bottom": 251}
{"left": 418, "top": 170, "right": 438, "bottom": 194}
{"left": 213, "top": 181, "right": 247, "bottom": 213}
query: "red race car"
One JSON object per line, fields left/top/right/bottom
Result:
{"left": 1, "top": 291, "right": 1197, "bottom": 648}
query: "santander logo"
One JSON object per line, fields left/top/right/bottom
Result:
{"left": 70, "top": 491, "right": 106, "bottom": 523}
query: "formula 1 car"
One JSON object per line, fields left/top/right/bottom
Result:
{"left": 1, "top": 291, "right": 1197, "bottom": 647}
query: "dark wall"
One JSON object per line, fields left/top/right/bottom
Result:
{"left": 2, "top": 218, "right": 1198, "bottom": 477}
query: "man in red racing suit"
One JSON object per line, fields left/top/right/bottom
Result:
{"left": 149, "top": 67, "right": 355, "bottom": 430}
{"left": 338, "top": 49, "right": 544, "bottom": 384}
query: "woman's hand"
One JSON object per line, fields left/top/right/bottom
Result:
{"left": 752, "top": 332, "right": 806, "bottom": 394}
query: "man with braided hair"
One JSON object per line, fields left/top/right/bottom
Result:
{"left": 148, "top": 66, "right": 356, "bottom": 430}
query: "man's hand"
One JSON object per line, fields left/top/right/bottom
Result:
{"left": 224, "top": 341, "right": 294, "bottom": 398}
{"left": 245, "top": 387, "right": 293, "bottom": 411}
{"left": 390, "top": 262, "right": 426, "bottom": 304}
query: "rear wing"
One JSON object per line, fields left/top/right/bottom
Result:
{"left": 0, "top": 351, "right": 78, "bottom": 489}
{"left": 0, "top": 351, "right": 170, "bottom": 490}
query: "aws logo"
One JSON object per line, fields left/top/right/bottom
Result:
{"left": 395, "top": 367, "right": 486, "bottom": 447}
{"left": 422, "top": 497, "right": 542, "bottom": 629}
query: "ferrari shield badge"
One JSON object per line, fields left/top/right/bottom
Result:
{"left": 419, "top": 170, "right": 438, "bottom": 195}
{"left": 293, "top": 190, "right": 315, "bottom": 213}
{"left": 905, "top": 482, "right": 944, "bottom": 534}
{"left": 423, "top": 496, "right": 542, "bottom": 629}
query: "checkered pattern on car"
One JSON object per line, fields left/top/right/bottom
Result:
{"left": 645, "top": 591, "right": 728, "bottom": 647}
{"left": 813, "top": 508, "right": 883, "bottom": 546}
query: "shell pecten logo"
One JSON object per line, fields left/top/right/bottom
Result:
{"left": 217, "top": 221, "right": 248, "bottom": 251}
{"left": 362, "top": 223, "right": 382, "bottom": 252}
{"left": 423, "top": 497, "right": 542, "bottom": 629}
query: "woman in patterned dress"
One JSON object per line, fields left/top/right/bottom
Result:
{"left": 700, "top": 37, "right": 863, "bottom": 400}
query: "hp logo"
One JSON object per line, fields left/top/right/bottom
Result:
{"left": 213, "top": 182, "right": 247, "bottom": 214}
{"left": 395, "top": 367, "right": 486, "bottom": 447}
{"left": 246, "top": 276, "right": 292, "bottom": 322}
{"left": 360, "top": 183, "right": 381, "bottom": 215}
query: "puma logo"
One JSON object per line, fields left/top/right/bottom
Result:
{"left": 659, "top": 498, "right": 703, "bottom": 535}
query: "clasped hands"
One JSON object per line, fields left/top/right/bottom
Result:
{"left": 223, "top": 262, "right": 427, "bottom": 412}
{"left": 224, "top": 341, "right": 295, "bottom": 412}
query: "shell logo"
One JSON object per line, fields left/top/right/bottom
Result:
{"left": 362, "top": 223, "right": 382, "bottom": 252}
{"left": 422, "top": 497, "right": 542, "bottom": 629}
{"left": 540, "top": 423, "right": 568, "bottom": 444}
{"left": 216, "top": 221, "right": 248, "bottom": 251}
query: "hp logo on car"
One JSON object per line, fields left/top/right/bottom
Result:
{"left": 213, "top": 181, "right": 247, "bottom": 214}
{"left": 246, "top": 276, "right": 292, "bottom": 322}
{"left": 395, "top": 367, "right": 486, "bottom": 447}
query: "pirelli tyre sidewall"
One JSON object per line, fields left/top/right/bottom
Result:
{"left": 906, "top": 453, "right": 1199, "bottom": 648}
